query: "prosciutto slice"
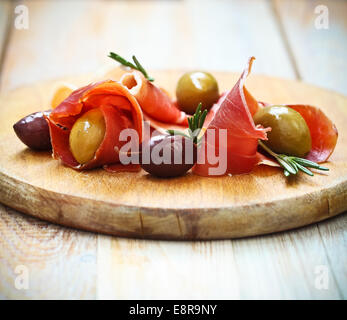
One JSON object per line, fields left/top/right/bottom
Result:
{"left": 286, "top": 104, "right": 338, "bottom": 163}
{"left": 193, "top": 57, "right": 271, "bottom": 176}
{"left": 46, "top": 80, "right": 143, "bottom": 170}
{"left": 253, "top": 101, "right": 337, "bottom": 163}
{"left": 120, "top": 70, "right": 188, "bottom": 126}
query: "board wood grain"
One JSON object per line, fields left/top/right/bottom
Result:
{"left": 0, "top": 204, "right": 97, "bottom": 299}
{"left": 0, "top": 70, "right": 346, "bottom": 240}
{"left": 97, "top": 218, "right": 346, "bottom": 299}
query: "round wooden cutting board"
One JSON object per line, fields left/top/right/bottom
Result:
{"left": 0, "top": 70, "right": 346, "bottom": 240}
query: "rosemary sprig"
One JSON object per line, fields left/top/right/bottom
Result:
{"left": 108, "top": 52, "right": 154, "bottom": 82}
{"left": 167, "top": 103, "right": 207, "bottom": 144}
{"left": 258, "top": 140, "right": 329, "bottom": 177}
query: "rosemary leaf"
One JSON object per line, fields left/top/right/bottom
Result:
{"left": 287, "top": 157, "right": 299, "bottom": 173}
{"left": 167, "top": 130, "right": 190, "bottom": 139}
{"left": 167, "top": 103, "right": 206, "bottom": 144}
{"left": 293, "top": 157, "right": 329, "bottom": 171}
{"left": 295, "top": 162, "right": 314, "bottom": 176}
{"left": 258, "top": 141, "right": 329, "bottom": 177}
{"left": 277, "top": 157, "right": 297, "bottom": 175}
{"left": 108, "top": 52, "right": 136, "bottom": 69}
{"left": 199, "top": 109, "right": 208, "bottom": 129}
{"left": 109, "top": 52, "right": 154, "bottom": 82}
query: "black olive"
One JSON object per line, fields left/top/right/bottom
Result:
{"left": 140, "top": 135, "right": 197, "bottom": 178}
{"left": 13, "top": 110, "right": 52, "bottom": 150}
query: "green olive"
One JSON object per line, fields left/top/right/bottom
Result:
{"left": 176, "top": 71, "right": 219, "bottom": 114}
{"left": 253, "top": 105, "right": 312, "bottom": 157}
{"left": 69, "top": 108, "right": 106, "bottom": 164}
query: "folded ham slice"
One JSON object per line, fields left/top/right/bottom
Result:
{"left": 193, "top": 57, "right": 271, "bottom": 176}
{"left": 46, "top": 80, "right": 143, "bottom": 170}
{"left": 285, "top": 104, "right": 338, "bottom": 163}
{"left": 120, "top": 70, "right": 188, "bottom": 126}
{"left": 253, "top": 101, "right": 337, "bottom": 163}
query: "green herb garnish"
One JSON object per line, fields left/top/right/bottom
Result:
{"left": 258, "top": 140, "right": 329, "bottom": 177}
{"left": 167, "top": 103, "right": 207, "bottom": 144}
{"left": 108, "top": 52, "right": 154, "bottom": 82}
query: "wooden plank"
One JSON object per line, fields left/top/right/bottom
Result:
{"left": 317, "top": 213, "right": 347, "bottom": 298}
{"left": 273, "top": 0, "right": 347, "bottom": 299}
{"left": 183, "top": 0, "right": 295, "bottom": 78}
{"left": 0, "top": 0, "right": 97, "bottom": 300}
{"left": 0, "top": 0, "right": 12, "bottom": 79}
{"left": 0, "top": 0, "right": 105, "bottom": 91}
{"left": 273, "top": 0, "right": 347, "bottom": 95}
{"left": 97, "top": 218, "right": 345, "bottom": 299}
{"left": 0, "top": 0, "right": 296, "bottom": 92}
{"left": 0, "top": 205, "right": 97, "bottom": 299}
{"left": 0, "top": 0, "right": 11, "bottom": 49}
{"left": 0, "top": 1, "right": 11, "bottom": 49}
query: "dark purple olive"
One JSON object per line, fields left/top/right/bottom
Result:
{"left": 140, "top": 135, "right": 197, "bottom": 178}
{"left": 13, "top": 110, "right": 52, "bottom": 150}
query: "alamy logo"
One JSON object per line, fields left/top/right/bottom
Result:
{"left": 14, "top": 5, "right": 29, "bottom": 30}
{"left": 14, "top": 265, "right": 29, "bottom": 290}
{"left": 118, "top": 123, "right": 229, "bottom": 175}
{"left": 314, "top": 265, "right": 329, "bottom": 290}
{"left": 314, "top": 5, "right": 329, "bottom": 30}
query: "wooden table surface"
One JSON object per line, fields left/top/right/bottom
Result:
{"left": 0, "top": 0, "right": 346, "bottom": 299}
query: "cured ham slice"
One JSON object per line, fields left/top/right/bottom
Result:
{"left": 193, "top": 57, "right": 270, "bottom": 176}
{"left": 46, "top": 80, "right": 143, "bottom": 170}
{"left": 142, "top": 112, "right": 189, "bottom": 135}
{"left": 120, "top": 70, "right": 188, "bottom": 126}
{"left": 286, "top": 104, "right": 338, "bottom": 163}
{"left": 202, "top": 92, "right": 227, "bottom": 128}
{"left": 255, "top": 103, "right": 338, "bottom": 163}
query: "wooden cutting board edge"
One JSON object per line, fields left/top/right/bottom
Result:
{"left": 1, "top": 167, "right": 346, "bottom": 240}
